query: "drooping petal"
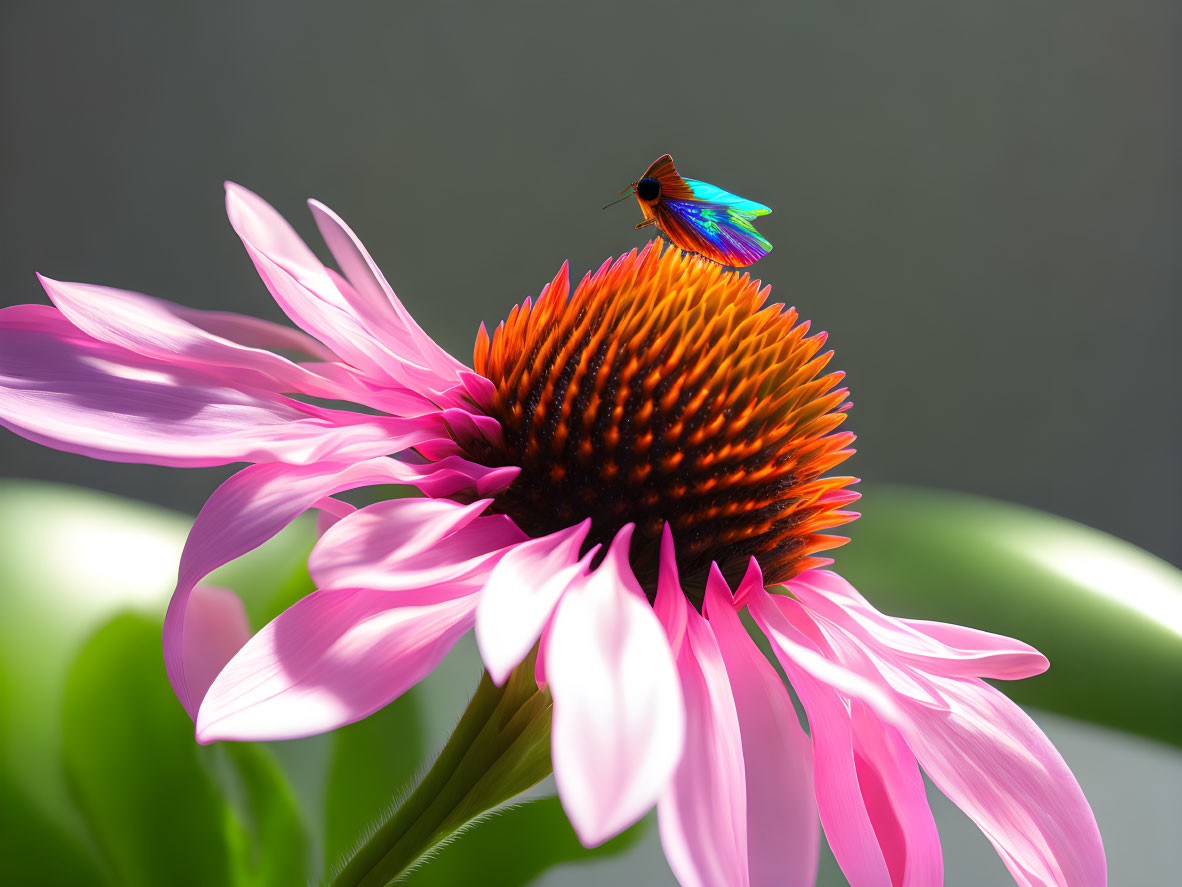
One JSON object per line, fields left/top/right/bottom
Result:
{"left": 790, "top": 570, "right": 1048, "bottom": 680}
{"left": 0, "top": 305, "right": 430, "bottom": 467}
{"left": 196, "top": 587, "right": 476, "bottom": 742}
{"left": 705, "top": 571, "right": 820, "bottom": 887}
{"left": 546, "top": 526, "right": 685, "bottom": 847}
{"left": 38, "top": 275, "right": 340, "bottom": 396}
{"left": 753, "top": 614, "right": 895, "bottom": 886}
{"left": 658, "top": 602, "right": 749, "bottom": 887}
{"left": 789, "top": 575, "right": 1103, "bottom": 886}
{"left": 309, "top": 496, "right": 526, "bottom": 594}
{"left": 849, "top": 702, "right": 943, "bottom": 887}
{"left": 899, "top": 674, "right": 1106, "bottom": 887}
{"left": 180, "top": 586, "right": 252, "bottom": 712}
{"left": 164, "top": 458, "right": 419, "bottom": 717}
{"left": 475, "top": 520, "right": 593, "bottom": 685}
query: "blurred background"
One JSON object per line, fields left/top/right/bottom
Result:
{"left": 1, "top": 1, "right": 1179, "bottom": 885}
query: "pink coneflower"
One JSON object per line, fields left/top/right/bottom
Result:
{"left": 0, "top": 184, "right": 1105, "bottom": 886}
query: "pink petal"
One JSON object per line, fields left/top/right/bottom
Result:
{"left": 791, "top": 576, "right": 1104, "bottom": 886}
{"left": 658, "top": 604, "right": 749, "bottom": 887}
{"left": 0, "top": 305, "right": 431, "bottom": 467}
{"left": 849, "top": 702, "right": 943, "bottom": 887}
{"left": 899, "top": 618, "right": 1049, "bottom": 680}
{"left": 173, "top": 307, "right": 336, "bottom": 362}
{"left": 546, "top": 526, "right": 685, "bottom": 847}
{"left": 747, "top": 584, "right": 903, "bottom": 725}
{"left": 310, "top": 496, "right": 526, "bottom": 594}
{"left": 790, "top": 571, "right": 1048, "bottom": 680}
{"left": 226, "top": 184, "right": 465, "bottom": 401}
{"left": 181, "top": 586, "right": 252, "bottom": 711}
{"left": 196, "top": 587, "right": 476, "bottom": 742}
{"left": 38, "top": 275, "right": 340, "bottom": 396}
{"left": 164, "top": 458, "right": 418, "bottom": 717}
{"left": 899, "top": 674, "right": 1106, "bottom": 887}
{"left": 652, "top": 524, "right": 688, "bottom": 658}
{"left": 705, "top": 573, "right": 820, "bottom": 887}
{"left": 753, "top": 617, "right": 894, "bottom": 886}
{"left": 307, "top": 199, "right": 470, "bottom": 391}
{"left": 476, "top": 520, "right": 593, "bottom": 685}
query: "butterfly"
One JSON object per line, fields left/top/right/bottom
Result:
{"left": 607, "top": 154, "right": 772, "bottom": 267}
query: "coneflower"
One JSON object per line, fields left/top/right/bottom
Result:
{"left": 0, "top": 184, "right": 1106, "bottom": 887}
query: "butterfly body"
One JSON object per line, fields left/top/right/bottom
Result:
{"left": 626, "top": 155, "right": 772, "bottom": 267}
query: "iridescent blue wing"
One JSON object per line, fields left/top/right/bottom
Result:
{"left": 681, "top": 177, "right": 771, "bottom": 217}
{"left": 655, "top": 199, "right": 773, "bottom": 267}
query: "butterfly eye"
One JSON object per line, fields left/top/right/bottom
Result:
{"left": 635, "top": 178, "right": 661, "bottom": 201}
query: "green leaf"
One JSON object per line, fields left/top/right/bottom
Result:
{"left": 836, "top": 485, "right": 1182, "bottom": 746}
{"left": 0, "top": 479, "right": 316, "bottom": 838}
{"left": 0, "top": 481, "right": 191, "bottom": 837}
{"left": 400, "top": 797, "right": 646, "bottom": 887}
{"left": 206, "top": 743, "right": 313, "bottom": 887}
{"left": 61, "top": 613, "right": 237, "bottom": 887}
{"left": 0, "top": 767, "right": 112, "bottom": 886}
{"left": 323, "top": 691, "right": 428, "bottom": 877}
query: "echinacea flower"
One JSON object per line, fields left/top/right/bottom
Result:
{"left": 0, "top": 184, "right": 1106, "bottom": 887}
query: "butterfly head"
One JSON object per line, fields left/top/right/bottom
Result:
{"left": 635, "top": 177, "right": 661, "bottom": 203}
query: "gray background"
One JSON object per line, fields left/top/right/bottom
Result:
{"left": 2, "top": 2, "right": 1179, "bottom": 884}
{"left": 1, "top": 0, "right": 1178, "bottom": 565}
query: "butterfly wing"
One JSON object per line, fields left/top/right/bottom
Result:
{"left": 655, "top": 199, "right": 773, "bottom": 267}
{"left": 681, "top": 177, "right": 771, "bottom": 217}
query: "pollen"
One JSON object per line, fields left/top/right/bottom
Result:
{"left": 470, "top": 240, "right": 858, "bottom": 601}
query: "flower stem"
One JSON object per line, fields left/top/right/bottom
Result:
{"left": 330, "top": 654, "right": 553, "bottom": 887}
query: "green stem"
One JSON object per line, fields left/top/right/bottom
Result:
{"left": 330, "top": 655, "right": 554, "bottom": 887}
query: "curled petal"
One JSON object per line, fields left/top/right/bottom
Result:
{"left": 164, "top": 458, "right": 418, "bottom": 717}
{"left": 181, "top": 586, "right": 252, "bottom": 712}
{"left": 849, "top": 703, "right": 942, "bottom": 887}
{"left": 546, "top": 526, "right": 685, "bottom": 847}
{"left": 476, "top": 520, "right": 593, "bottom": 685}
{"left": 197, "top": 587, "right": 475, "bottom": 742}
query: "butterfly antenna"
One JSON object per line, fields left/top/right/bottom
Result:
{"left": 601, "top": 184, "right": 636, "bottom": 210}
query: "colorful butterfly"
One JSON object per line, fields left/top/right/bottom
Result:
{"left": 609, "top": 154, "right": 773, "bottom": 267}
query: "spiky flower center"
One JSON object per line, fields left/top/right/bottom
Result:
{"left": 469, "top": 241, "right": 857, "bottom": 602}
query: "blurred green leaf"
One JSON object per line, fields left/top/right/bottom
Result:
{"left": 0, "top": 481, "right": 191, "bottom": 835}
{"left": 400, "top": 796, "right": 647, "bottom": 887}
{"left": 322, "top": 692, "right": 427, "bottom": 877}
{"left": 209, "top": 743, "right": 313, "bottom": 887}
{"left": 838, "top": 485, "right": 1182, "bottom": 747}
{"left": 61, "top": 613, "right": 237, "bottom": 886}
{"left": 0, "top": 481, "right": 320, "bottom": 883}
{"left": 0, "top": 767, "right": 112, "bottom": 886}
